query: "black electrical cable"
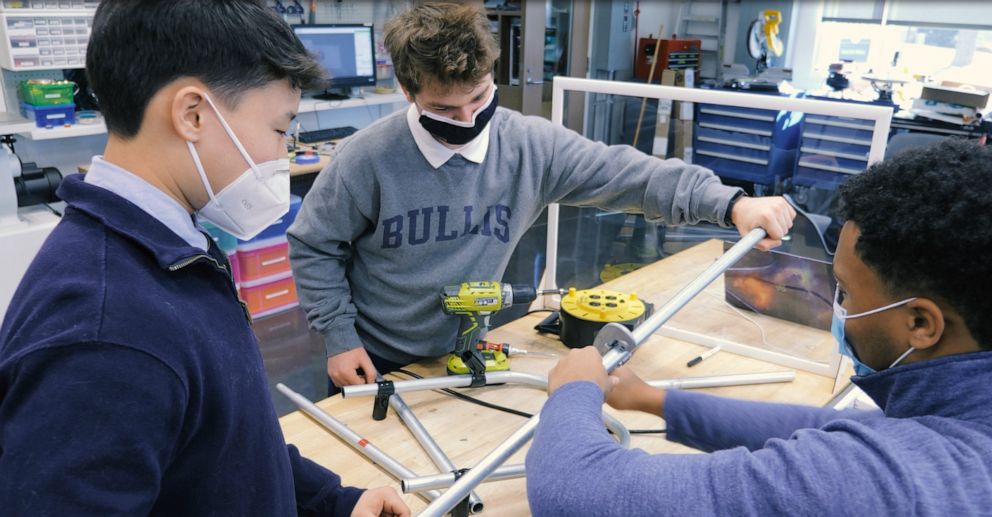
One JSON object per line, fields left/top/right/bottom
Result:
{"left": 393, "top": 369, "right": 534, "bottom": 418}
{"left": 392, "top": 369, "right": 667, "bottom": 434}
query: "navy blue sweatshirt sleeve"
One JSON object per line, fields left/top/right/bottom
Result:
{"left": 288, "top": 444, "right": 364, "bottom": 516}
{"left": 0, "top": 343, "right": 186, "bottom": 515}
{"left": 526, "top": 382, "right": 914, "bottom": 516}
{"left": 664, "top": 389, "right": 874, "bottom": 452}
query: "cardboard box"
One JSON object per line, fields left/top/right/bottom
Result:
{"left": 673, "top": 120, "right": 693, "bottom": 162}
{"left": 921, "top": 84, "right": 989, "bottom": 110}
{"left": 652, "top": 100, "right": 672, "bottom": 157}
{"left": 661, "top": 69, "right": 686, "bottom": 121}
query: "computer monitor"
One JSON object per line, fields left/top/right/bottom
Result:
{"left": 293, "top": 23, "right": 376, "bottom": 100}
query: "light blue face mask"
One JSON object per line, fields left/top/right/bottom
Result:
{"left": 832, "top": 284, "right": 917, "bottom": 376}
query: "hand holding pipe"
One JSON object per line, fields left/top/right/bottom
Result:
{"left": 417, "top": 228, "right": 769, "bottom": 516}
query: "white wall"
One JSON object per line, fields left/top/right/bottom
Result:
{"left": 787, "top": 0, "right": 824, "bottom": 90}
{"left": 633, "top": 0, "right": 744, "bottom": 73}
{"left": 633, "top": 0, "right": 823, "bottom": 82}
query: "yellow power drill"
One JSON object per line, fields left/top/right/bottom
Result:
{"left": 440, "top": 281, "right": 537, "bottom": 383}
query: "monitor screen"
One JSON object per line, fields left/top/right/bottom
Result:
{"left": 293, "top": 24, "right": 376, "bottom": 88}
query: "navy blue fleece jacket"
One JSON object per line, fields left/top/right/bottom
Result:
{"left": 0, "top": 175, "right": 362, "bottom": 515}
{"left": 527, "top": 352, "right": 992, "bottom": 516}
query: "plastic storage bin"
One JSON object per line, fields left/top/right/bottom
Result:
{"left": 239, "top": 271, "right": 298, "bottom": 318}
{"left": 795, "top": 112, "right": 873, "bottom": 190}
{"left": 229, "top": 251, "right": 242, "bottom": 285}
{"left": 239, "top": 194, "right": 302, "bottom": 244}
{"left": 693, "top": 99, "right": 798, "bottom": 187}
{"left": 19, "top": 80, "right": 75, "bottom": 105}
{"left": 236, "top": 238, "right": 291, "bottom": 283}
{"left": 199, "top": 220, "right": 238, "bottom": 255}
{"left": 20, "top": 101, "right": 74, "bottom": 127}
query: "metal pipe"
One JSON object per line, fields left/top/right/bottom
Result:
{"left": 648, "top": 371, "right": 795, "bottom": 390}
{"left": 403, "top": 464, "right": 527, "bottom": 494}
{"left": 630, "top": 228, "right": 767, "bottom": 347}
{"left": 343, "top": 370, "right": 549, "bottom": 398}
{"left": 419, "top": 418, "right": 541, "bottom": 517}
{"left": 389, "top": 393, "right": 484, "bottom": 514}
{"left": 276, "top": 384, "right": 442, "bottom": 503}
{"left": 418, "top": 228, "right": 768, "bottom": 516}
{"left": 346, "top": 372, "right": 631, "bottom": 449}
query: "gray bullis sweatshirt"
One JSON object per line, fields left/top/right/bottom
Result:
{"left": 288, "top": 107, "right": 742, "bottom": 364}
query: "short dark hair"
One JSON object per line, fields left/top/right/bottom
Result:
{"left": 839, "top": 138, "right": 992, "bottom": 349}
{"left": 384, "top": 2, "right": 500, "bottom": 95}
{"left": 86, "top": 0, "right": 327, "bottom": 138}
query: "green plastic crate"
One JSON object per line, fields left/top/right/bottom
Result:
{"left": 19, "top": 80, "right": 76, "bottom": 106}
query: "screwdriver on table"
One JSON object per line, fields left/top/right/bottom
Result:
{"left": 476, "top": 341, "right": 557, "bottom": 358}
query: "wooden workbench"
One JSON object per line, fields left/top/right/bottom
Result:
{"left": 278, "top": 240, "right": 845, "bottom": 516}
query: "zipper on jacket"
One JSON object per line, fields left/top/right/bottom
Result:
{"left": 169, "top": 254, "right": 253, "bottom": 325}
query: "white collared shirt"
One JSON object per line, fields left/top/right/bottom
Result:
{"left": 84, "top": 156, "right": 209, "bottom": 250}
{"left": 405, "top": 103, "right": 491, "bottom": 169}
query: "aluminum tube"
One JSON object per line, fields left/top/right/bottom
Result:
{"left": 418, "top": 417, "right": 541, "bottom": 517}
{"left": 276, "top": 384, "right": 442, "bottom": 503}
{"left": 389, "top": 393, "right": 484, "bottom": 513}
{"left": 343, "top": 375, "right": 470, "bottom": 398}
{"left": 552, "top": 77, "right": 894, "bottom": 124}
{"left": 630, "top": 228, "right": 766, "bottom": 345}
{"left": 346, "top": 372, "right": 630, "bottom": 448}
{"left": 403, "top": 464, "right": 527, "bottom": 494}
{"left": 343, "top": 370, "right": 549, "bottom": 399}
{"left": 648, "top": 371, "right": 796, "bottom": 390}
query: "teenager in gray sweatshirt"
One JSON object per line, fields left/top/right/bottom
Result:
{"left": 288, "top": 3, "right": 796, "bottom": 391}
{"left": 530, "top": 139, "right": 992, "bottom": 515}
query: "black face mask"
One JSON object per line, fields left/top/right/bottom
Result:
{"left": 418, "top": 89, "right": 499, "bottom": 146}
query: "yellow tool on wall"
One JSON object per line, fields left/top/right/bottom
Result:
{"left": 747, "top": 8, "right": 784, "bottom": 73}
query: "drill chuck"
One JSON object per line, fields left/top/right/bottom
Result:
{"left": 508, "top": 284, "right": 536, "bottom": 307}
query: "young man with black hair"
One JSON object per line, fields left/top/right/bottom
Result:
{"left": 0, "top": 1, "right": 408, "bottom": 515}
{"left": 527, "top": 138, "right": 992, "bottom": 515}
{"left": 288, "top": 2, "right": 797, "bottom": 393}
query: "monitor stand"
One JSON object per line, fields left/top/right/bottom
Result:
{"left": 313, "top": 91, "right": 350, "bottom": 101}
{"left": 313, "top": 87, "right": 358, "bottom": 101}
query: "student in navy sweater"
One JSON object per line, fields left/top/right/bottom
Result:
{"left": 0, "top": 1, "right": 408, "bottom": 515}
{"left": 528, "top": 139, "right": 992, "bottom": 515}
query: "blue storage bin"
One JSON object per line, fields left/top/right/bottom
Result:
{"left": 698, "top": 104, "right": 780, "bottom": 121}
{"left": 20, "top": 101, "right": 75, "bottom": 128}
{"left": 239, "top": 194, "right": 303, "bottom": 244}
{"left": 793, "top": 165, "right": 857, "bottom": 190}
{"left": 696, "top": 125, "right": 773, "bottom": 148}
{"left": 697, "top": 112, "right": 774, "bottom": 135}
{"left": 798, "top": 152, "right": 867, "bottom": 173}
{"left": 799, "top": 138, "right": 870, "bottom": 160}
{"left": 695, "top": 150, "right": 775, "bottom": 185}
{"left": 199, "top": 221, "right": 238, "bottom": 255}
{"left": 803, "top": 116, "right": 874, "bottom": 143}
{"left": 694, "top": 137, "right": 770, "bottom": 161}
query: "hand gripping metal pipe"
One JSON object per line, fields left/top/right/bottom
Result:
{"left": 417, "top": 228, "right": 768, "bottom": 516}
{"left": 276, "top": 383, "right": 443, "bottom": 503}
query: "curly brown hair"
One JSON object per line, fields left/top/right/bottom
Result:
{"left": 839, "top": 138, "right": 992, "bottom": 349}
{"left": 384, "top": 2, "right": 500, "bottom": 95}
